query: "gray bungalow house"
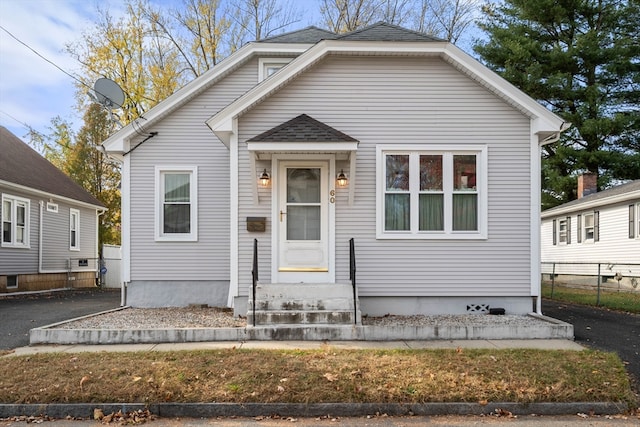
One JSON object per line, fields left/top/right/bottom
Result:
{"left": 102, "top": 23, "right": 568, "bottom": 323}
{"left": 0, "top": 127, "right": 105, "bottom": 292}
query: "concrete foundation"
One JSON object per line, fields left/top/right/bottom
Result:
{"left": 124, "top": 280, "right": 229, "bottom": 308}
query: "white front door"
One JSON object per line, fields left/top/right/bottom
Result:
{"left": 275, "top": 160, "right": 332, "bottom": 283}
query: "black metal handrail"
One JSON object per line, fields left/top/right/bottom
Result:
{"left": 349, "top": 238, "right": 357, "bottom": 325}
{"left": 251, "top": 238, "right": 258, "bottom": 327}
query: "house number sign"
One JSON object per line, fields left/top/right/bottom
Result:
{"left": 329, "top": 189, "right": 335, "bottom": 203}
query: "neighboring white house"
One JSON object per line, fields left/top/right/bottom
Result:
{"left": 102, "top": 23, "right": 568, "bottom": 318}
{"left": 541, "top": 175, "right": 640, "bottom": 288}
{"left": 0, "top": 127, "right": 106, "bottom": 293}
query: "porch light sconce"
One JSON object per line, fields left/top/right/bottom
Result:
{"left": 259, "top": 169, "right": 270, "bottom": 187}
{"left": 336, "top": 169, "right": 348, "bottom": 187}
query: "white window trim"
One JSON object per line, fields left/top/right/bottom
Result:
{"left": 46, "top": 202, "right": 58, "bottom": 213}
{"left": 581, "top": 211, "right": 595, "bottom": 243}
{"left": 69, "top": 208, "right": 80, "bottom": 251}
{"left": 154, "top": 166, "right": 198, "bottom": 242}
{"left": 258, "top": 57, "right": 293, "bottom": 82}
{"left": 376, "top": 145, "right": 487, "bottom": 240}
{"left": 1, "top": 193, "right": 30, "bottom": 248}
{"left": 557, "top": 218, "right": 569, "bottom": 245}
{"left": 636, "top": 202, "right": 640, "bottom": 239}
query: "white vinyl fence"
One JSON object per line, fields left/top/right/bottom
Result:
{"left": 102, "top": 244, "right": 122, "bottom": 288}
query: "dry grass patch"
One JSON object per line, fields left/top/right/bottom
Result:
{"left": 0, "top": 348, "right": 635, "bottom": 407}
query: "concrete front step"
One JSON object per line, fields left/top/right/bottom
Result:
{"left": 250, "top": 297, "right": 353, "bottom": 311}
{"left": 248, "top": 282, "right": 360, "bottom": 326}
{"left": 253, "top": 283, "right": 354, "bottom": 299}
{"left": 248, "top": 310, "right": 358, "bottom": 325}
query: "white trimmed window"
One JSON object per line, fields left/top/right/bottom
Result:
{"left": 553, "top": 217, "right": 571, "bottom": 245}
{"left": 155, "top": 166, "right": 198, "bottom": 241}
{"left": 578, "top": 211, "right": 599, "bottom": 243}
{"left": 1, "top": 194, "right": 30, "bottom": 248}
{"left": 376, "top": 145, "right": 487, "bottom": 239}
{"left": 70, "top": 208, "right": 80, "bottom": 251}
{"left": 258, "top": 58, "right": 293, "bottom": 81}
{"left": 631, "top": 203, "right": 640, "bottom": 239}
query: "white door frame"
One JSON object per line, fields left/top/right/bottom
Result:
{"left": 271, "top": 154, "right": 335, "bottom": 283}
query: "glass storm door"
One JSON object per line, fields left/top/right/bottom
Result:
{"left": 277, "top": 161, "right": 330, "bottom": 282}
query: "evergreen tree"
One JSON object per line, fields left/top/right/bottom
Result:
{"left": 475, "top": 0, "right": 640, "bottom": 208}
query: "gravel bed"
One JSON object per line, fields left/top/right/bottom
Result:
{"left": 52, "top": 307, "right": 547, "bottom": 329}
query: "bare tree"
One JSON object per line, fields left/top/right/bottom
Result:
{"left": 229, "top": 0, "right": 301, "bottom": 44}
{"left": 413, "top": 0, "right": 477, "bottom": 43}
{"left": 319, "top": 0, "right": 383, "bottom": 33}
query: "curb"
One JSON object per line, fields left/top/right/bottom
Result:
{"left": 0, "top": 402, "right": 629, "bottom": 419}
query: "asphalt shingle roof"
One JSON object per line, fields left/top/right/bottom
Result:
{"left": 543, "top": 179, "right": 640, "bottom": 214}
{"left": 337, "top": 22, "right": 444, "bottom": 42}
{"left": 257, "top": 22, "right": 443, "bottom": 44}
{"left": 258, "top": 26, "right": 338, "bottom": 43}
{"left": 0, "top": 126, "right": 104, "bottom": 207}
{"left": 247, "top": 114, "right": 358, "bottom": 143}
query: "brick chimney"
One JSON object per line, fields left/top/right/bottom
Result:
{"left": 577, "top": 172, "right": 597, "bottom": 198}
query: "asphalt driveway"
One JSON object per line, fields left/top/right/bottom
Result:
{"left": 0, "top": 288, "right": 121, "bottom": 350}
{"left": 542, "top": 298, "right": 640, "bottom": 394}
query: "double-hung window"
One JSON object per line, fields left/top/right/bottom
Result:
{"left": 631, "top": 203, "right": 640, "bottom": 239}
{"left": 577, "top": 211, "right": 598, "bottom": 243}
{"left": 377, "top": 145, "right": 487, "bottom": 239}
{"left": 155, "top": 166, "right": 198, "bottom": 241}
{"left": 553, "top": 217, "right": 571, "bottom": 245}
{"left": 70, "top": 208, "right": 80, "bottom": 250}
{"left": 1, "top": 194, "right": 30, "bottom": 248}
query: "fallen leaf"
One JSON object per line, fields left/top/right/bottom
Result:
{"left": 80, "top": 376, "right": 90, "bottom": 390}
{"left": 132, "top": 376, "right": 142, "bottom": 382}
{"left": 280, "top": 378, "right": 288, "bottom": 382}
{"left": 93, "top": 409, "right": 104, "bottom": 420}
{"left": 277, "top": 385, "right": 285, "bottom": 393}
{"left": 323, "top": 373, "right": 338, "bottom": 382}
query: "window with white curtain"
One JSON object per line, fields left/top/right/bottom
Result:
{"left": 377, "top": 146, "right": 486, "bottom": 239}
{"left": 155, "top": 166, "right": 198, "bottom": 241}
{"left": 1, "top": 194, "right": 30, "bottom": 248}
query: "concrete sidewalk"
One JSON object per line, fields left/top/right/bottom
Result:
{"left": 7, "top": 338, "right": 585, "bottom": 356}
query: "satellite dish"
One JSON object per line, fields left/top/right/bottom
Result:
{"left": 93, "top": 78, "right": 125, "bottom": 109}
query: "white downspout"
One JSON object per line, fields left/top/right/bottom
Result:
{"left": 38, "top": 201, "right": 44, "bottom": 273}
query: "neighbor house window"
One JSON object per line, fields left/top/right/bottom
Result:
{"left": 1, "top": 194, "right": 30, "bottom": 248}
{"left": 377, "top": 145, "right": 487, "bottom": 239}
{"left": 631, "top": 203, "right": 640, "bottom": 239}
{"left": 553, "top": 217, "right": 571, "bottom": 245}
{"left": 70, "top": 208, "right": 80, "bottom": 250}
{"left": 578, "top": 211, "right": 599, "bottom": 243}
{"left": 155, "top": 166, "right": 198, "bottom": 241}
{"left": 258, "top": 58, "right": 293, "bottom": 81}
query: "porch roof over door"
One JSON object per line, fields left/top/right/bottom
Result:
{"left": 247, "top": 114, "right": 359, "bottom": 161}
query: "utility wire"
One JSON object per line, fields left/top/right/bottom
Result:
{"left": 0, "top": 24, "right": 94, "bottom": 93}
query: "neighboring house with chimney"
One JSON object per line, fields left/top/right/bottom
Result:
{"left": 102, "top": 23, "right": 569, "bottom": 321}
{"left": 541, "top": 174, "right": 640, "bottom": 288}
{"left": 0, "top": 126, "right": 106, "bottom": 293}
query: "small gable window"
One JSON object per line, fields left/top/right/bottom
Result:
{"left": 258, "top": 58, "right": 293, "bottom": 82}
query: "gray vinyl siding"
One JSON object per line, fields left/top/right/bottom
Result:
{"left": 128, "top": 59, "right": 259, "bottom": 281}
{"left": 41, "top": 203, "right": 98, "bottom": 271}
{"left": 1, "top": 186, "right": 99, "bottom": 274}
{"left": 0, "top": 186, "right": 39, "bottom": 274}
{"left": 237, "top": 55, "right": 533, "bottom": 297}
